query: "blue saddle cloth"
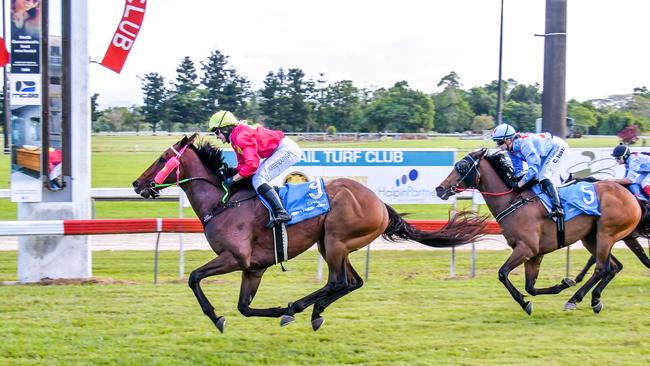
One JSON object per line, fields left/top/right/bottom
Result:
{"left": 532, "top": 181, "right": 601, "bottom": 221}
{"left": 260, "top": 179, "right": 331, "bottom": 226}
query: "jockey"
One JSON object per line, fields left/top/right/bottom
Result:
{"left": 610, "top": 143, "right": 650, "bottom": 200}
{"left": 491, "top": 123, "right": 569, "bottom": 218}
{"left": 208, "top": 110, "right": 302, "bottom": 226}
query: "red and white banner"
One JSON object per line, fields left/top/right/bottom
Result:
{"left": 101, "top": 0, "right": 147, "bottom": 73}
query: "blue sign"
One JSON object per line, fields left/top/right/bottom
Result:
{"left": 222, "top": 149, "right": 454, "bottom": 167}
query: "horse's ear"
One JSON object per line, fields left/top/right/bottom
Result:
{"left": 188, "top": 132, "right": 199, "bottom": 145}
{"left": 478, "top": 148, "right": 488, "bottom": 157}
{"left": 180, "top": 135, "right": 188, "bottom": 146}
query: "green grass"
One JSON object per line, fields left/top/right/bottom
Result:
{"left": 0, "top": 248, "right": 649, "bottom": 365}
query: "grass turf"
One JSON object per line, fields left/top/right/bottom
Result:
{"left": 0, "top": 248, "right": 649, "bottom": 365}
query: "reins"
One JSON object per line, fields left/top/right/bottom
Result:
{"left": 452, "top": 186, "right": 514, "bottom": 196}
{"left": 150, "top": 143, "right": 258, "bottom": 225}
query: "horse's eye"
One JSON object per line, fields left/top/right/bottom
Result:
{"left": 158, "top": 157, "right": 166, "bottom": 164}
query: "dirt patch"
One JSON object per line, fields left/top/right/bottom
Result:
{"left": 1, "top": 277, "right": 138, "bottom": 286}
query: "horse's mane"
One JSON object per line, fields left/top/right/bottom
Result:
{"left": 190, "top": 138, "right": 233, "bottom": 180}
{"left": 483, "top": 150, "right": 518, "bottom": 189}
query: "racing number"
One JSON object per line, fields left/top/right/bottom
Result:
{"left": 581, "top": 184, "right": 596, "bottom": 204}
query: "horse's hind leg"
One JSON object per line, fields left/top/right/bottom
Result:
{"left": 524, "top": 255, "right": 576, "bottom": 296}
{"left": 310, "top": 258, "right": 364, "bottom": 331}
{"left": 590, "top": 254, "right": 623, "bottom": 313}
{"left": 237, "top": 268, "right": 289, "bottom": 318}
{"left": 188, "top": 252, "right": 241, "bottom": 333}
{"left": 574, "top": 255, "right": 596, "bottom": 283}
{"left": 624, "top": 237, "right": 650, "bottom": 268}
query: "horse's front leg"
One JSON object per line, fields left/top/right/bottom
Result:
{"left": 188, "top": 252, "right": 241, "bottom": 333}
{"left": 524, "top": 255, "right": 576, "bottom": 295}
{"left": 498, "top": 245, "right": 534, "bottom": 315}
{"left": 237, "top": 268, "right": 288, "bottom": 318}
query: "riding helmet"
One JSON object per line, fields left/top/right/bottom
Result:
{"left": 491, "top": 123, "right": 517, "bottom": 141}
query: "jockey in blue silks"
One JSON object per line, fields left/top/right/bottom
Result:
{"left": 491, "top": 123, "right": 569, "bottom": 218}
{"left": 610, "top": 143, "right": 650, "bottom": 200}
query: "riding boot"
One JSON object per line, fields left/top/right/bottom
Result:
{"left": 257, "top": 183, "right": 292, "bottom": 227}
{"left": 541, "top": 179, "right": 564, "bottom": 218}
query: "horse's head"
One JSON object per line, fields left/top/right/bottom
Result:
{"left": 436, "top": 149, "right": 487, "bottom": 200}
{"left": 133, "top": 133, "right": 199, "bottom": 198}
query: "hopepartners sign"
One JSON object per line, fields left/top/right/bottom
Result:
{"left": 222, "top": 148, "right": 457, "bottom": 204}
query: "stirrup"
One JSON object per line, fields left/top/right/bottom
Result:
{"left": 266, "top": 213, "right": 292, "bottom": 229}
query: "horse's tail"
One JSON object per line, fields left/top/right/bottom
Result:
{"left": 382, "top": 204, "right": 487, "bottom": 247}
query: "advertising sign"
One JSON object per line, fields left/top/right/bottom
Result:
{"left": 219, "top": 148, "right": 457, "bottom": 204}
{"left": 9, "top": 0, "right": 43, "bottom": 202}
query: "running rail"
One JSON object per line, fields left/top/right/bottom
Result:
{"left": 0, "top": 219, "right": 501, "bottom": 236}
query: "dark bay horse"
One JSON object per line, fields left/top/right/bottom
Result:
{"left": 133, "top": 133, "right": 486, "bottom": 332}
{"left": 435, "top": 149, "right": 650, "bottom": 314}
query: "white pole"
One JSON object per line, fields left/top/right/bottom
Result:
{"left": 178, "top": 193, "right": 184, "bottom": 280}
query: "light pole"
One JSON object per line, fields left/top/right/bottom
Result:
{"left": 496, "top": 0, "right": 504, "bottom": 125}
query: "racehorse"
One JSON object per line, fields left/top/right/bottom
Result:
{"left": 435, "top": 149, "right": 650, "bottom": 314}
{"left": 133, "top": 133, "right": 486, "bottom": 332}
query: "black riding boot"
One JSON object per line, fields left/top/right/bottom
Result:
{"left": 541, "top": 179, "right": 564, "bottom": 218}
{"left": 257, "top": 183, "right": 292, "bottom": 227}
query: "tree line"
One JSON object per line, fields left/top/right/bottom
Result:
{"left": 91, "top": 48, "right": 650, "bottom": 136}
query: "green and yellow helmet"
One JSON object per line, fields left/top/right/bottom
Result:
{"left": 208, "top": 110, "right": 239, "bottom": 132}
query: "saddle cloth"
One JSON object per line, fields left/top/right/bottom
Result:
{"left": 260, "top": 178, "right": 331, "bottom": 226}
{"left": 532, "top": 181, "right": 601, "bottom": 221}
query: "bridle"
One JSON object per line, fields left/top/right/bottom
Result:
{"left": 147, "top": 143, "right": 224, "bottom": 199}
{"left": 449, "top": 153, "right": 513, "bottom": 197}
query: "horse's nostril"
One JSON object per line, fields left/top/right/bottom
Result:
{"left": 149, "top": 181, "right": 156, "bottom": 188}
{"left": 435, "top": 186, "right": 444, "bottom": 196}
{"left": 132, "top": 181, "right": 139, "bottom": 188}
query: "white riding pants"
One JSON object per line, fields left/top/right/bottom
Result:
{"left": 252, "top": 137, "right": 302, "bottom": 190}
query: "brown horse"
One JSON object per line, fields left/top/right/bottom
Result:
{"left": 133, "top": 133, "right": 486, "bottom": 332}
{"left": 435, "top": 149, "right": 650, "bottom": 314}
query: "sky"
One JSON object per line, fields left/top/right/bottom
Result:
{"left": 87, "top": 0, "right": 650, "bottom": 109}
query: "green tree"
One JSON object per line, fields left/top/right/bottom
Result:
{"left": 467, "top": 87, "right": 496, "bottom": 117}
{"left": 567, "top": 100, "right": 598, "bottom": 135}
{"left": 169, "top": 56, "right": 203, "bottom": 131}
{"left": 365, "top": 81, "right": 434, "bottom": 132}
{"left": 433, "top": 73, "right": 473, "bottom": 132}
{"left": 508, "top": 83, "right": 541, "bottom": 104}
{"left": 503, "top": 100, "right": 540, "bottom": 132}
{"left": 90, "top": 93, "right": 102, "bottom": 123}
{"left": 471, "top": 114, "right": 495, "bottom": 133}
{"left": 259, "top": 68, "right": 315, "bottom": 132}
{"left": 321, "top": 80, "right": 364, "bottom": 132}
{"left": 139, "top": 72, "right": 168, "bottom": 133}
{"left": 200, "top": 49, "right": 251, "bottom": 119}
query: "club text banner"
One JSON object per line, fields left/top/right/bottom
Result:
{"left": 101, "top": 0, "right": 146, "bottom": 73}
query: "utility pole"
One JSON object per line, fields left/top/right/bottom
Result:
{"left": 541, "top": 0, "right": 567, "bottom": 138}
{"left": 496, "top": 0, "right": 505, "bottom": 125}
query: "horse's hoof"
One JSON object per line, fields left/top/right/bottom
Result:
{"left": 562, "top": 278, "right": 576, "bottom": 287}
{"left": 280, "top": 315, "right": 295, "bottom": 327}
{"left": 523, "top": 301, "right": 533, "bottom": 315}
{"left": 592, "top": 301, "right": 603, "bottom": 314}
{"left": 564, "top": 301, "right": 577, "bottom": 311}
{"left": 215, "top": 316, "right": 226, "bottom": 333}
{"left": 311, "top": 317, "right": 324, "bottom": 331}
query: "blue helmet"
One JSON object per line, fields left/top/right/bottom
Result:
{"left": 491, "top": 123, "right": 517, "bottom": 142}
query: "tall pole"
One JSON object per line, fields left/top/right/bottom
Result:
{"left": 496, "top": 0, "right": 504, "bottom": 125}
{"left": 541, "top": 0, "right": 567, "bottom": 138}
{"left": 2, "top": 0, "right": 10, "bottom": 154}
